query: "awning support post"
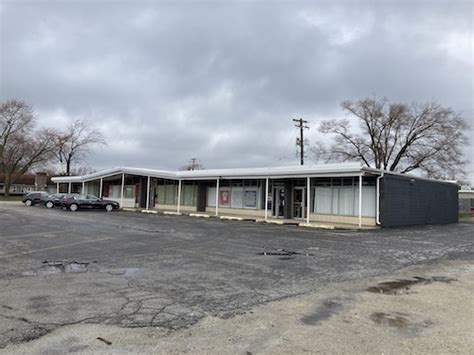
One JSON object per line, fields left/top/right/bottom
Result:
{"left": 358, "top": 174, "right": 363, "bottom": 228}
{"left": 99, "top": 178, "right": 103, "bottom": 198}
{"left": 306, "top": 176, "right": 310, "bottom": 224}
{"left": 177, "top": 179, "right": 182, "bottom": 213}
{"left": 146, "top": 176, "right": 151, "bottom": 210}
{"left": 68, "top": 182, "right": 71, "bottom": 194}
{"left": 56, "top": 183, "right": 59, "bottom": 194}
{"left": 120, "top": 173, "right": 125, "bottom": 209}
{"left": 264, "top": 178, "right": 269, "bottom": 221}
{"left": 82, "top": 181, "right": 85, "bottom": 194}
{"left": 215, "top": 178, "right": 219, "bottom": 216}
{"left": 376, "top": 172, "right": 384, "bottom": 225}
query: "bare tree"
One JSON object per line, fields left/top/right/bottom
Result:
{"left": 0, "top": 100, "right": 57, "bottom": 196}
{"left": 69, "top": 165, "right": 96, "bottom": 176}
{"left": 179, "top": 158, "right": 204, "bottom": 171}
{"left": 55, "top": 119, "right": 105, "bottom": 176}
{"left": 314, "top": 97, "right": 470, "bottom": 179}
{"left": 0, "top": 99, "right": 34, "bottom": 162}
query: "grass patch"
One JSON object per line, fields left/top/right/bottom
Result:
{"left": 0, "top": 195, "right": 23, "bottom": 201}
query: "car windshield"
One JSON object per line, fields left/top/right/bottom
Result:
{"left": 86, "top": 195, "right": 99, "bottom": 200}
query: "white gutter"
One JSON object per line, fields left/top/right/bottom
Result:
{"left": 215, "top": 178, "right": 219, "bottom": 216}
{"left": 177, "top": 179, "right": 182, "bottom": 213}
{"left": 146, "top": 176, "right": 151, "bottom": 210}
{"left": 120, "top": 173, "right": 125, "bottom": 208}
{"left": 358, "top": 174, "right": 363, "bottom": 228}
{"left": 376, "top": 171, "right": 384, "bottom": 225}
{"left": 306, "top": 176, "right": 311, "bottom": 224}
{"left": 264, "top": 178, "right": 269, "bottom": 221}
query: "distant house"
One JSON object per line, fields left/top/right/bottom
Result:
{"left": 0, "top": 173, "right": 35, "bottom": 194}
{"left": 0, "top": 172, "right": 56, "bottom": 195}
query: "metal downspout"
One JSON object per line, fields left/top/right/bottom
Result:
{"left": 376, "top": 172, "right": 384, "bottom": 226}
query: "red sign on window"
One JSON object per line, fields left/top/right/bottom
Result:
{"left": 219, "top": 189, "right": 231, "bottom": 207}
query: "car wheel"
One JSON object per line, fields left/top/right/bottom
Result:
{"left": 45, "top": 201, "right": 54, "bottom": 209}
{"left": 105, "top": 204, "right": 113, "bottom": 212}
{"left": 69, "top": 203, "right": 79, "bottom": 212}
{"left": 25, "top": 199, "right": 33, "bottom": 207}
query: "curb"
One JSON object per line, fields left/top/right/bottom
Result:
{"left": 120, "top": 207, "right": 362, "bottom": 229}
{"left": 189, "top": 213, "right": 211, "bottom": 218}
{"left": 298, "top": 222, "right": 336, "bottom": 230}
{"left": 163, "top": 211, "right": 182, "bottom": 216}
{"left": 141, "top": 209, "right": 158, "bottom": 214}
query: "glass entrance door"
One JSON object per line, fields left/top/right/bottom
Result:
{"left": 272, "top": 186, "right": 285, "bottom": 218}
{"left": 293, "top": 187, "right": 305, "bottom": 219}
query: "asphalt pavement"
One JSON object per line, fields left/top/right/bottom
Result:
{"left": 0, "top": 203, "right": 472, "bottom": 349}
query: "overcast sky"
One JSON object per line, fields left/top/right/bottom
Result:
{"left": 1, "top": 0, "right": 473, "bottom": 182}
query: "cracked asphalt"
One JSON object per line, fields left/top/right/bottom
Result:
{"left": 0, "top": 203, "right": 473, "bottom": 349}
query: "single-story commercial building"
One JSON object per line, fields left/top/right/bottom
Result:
{"left": 51, "top": 163, "right": 459, "bottom": 228}
{"left": 459, "top": 189, "right": 474, "bottom": 214}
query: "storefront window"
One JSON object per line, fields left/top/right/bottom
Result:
{"left": 313, "top": 177, "right": 376, "bottom": 217}
{"left": 182, "top": 183, "right": 196, "bottom": 206}
{"left": 219, "top": 187, "right": 231, "bottom": 207}
{"left": 207, "top": 180, "right": 263, "bottom": 209}
{"left": 124, "top": 186, "right": 134, "bottom": 199}
{"left": 244, "top": 189, "right": 257, "bottom": 208}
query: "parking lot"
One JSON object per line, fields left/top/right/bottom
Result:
{"left": 0, "top": 203, "right": 473, "bottom": 350}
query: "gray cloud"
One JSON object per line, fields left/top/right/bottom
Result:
{"left": 1, "top": 0, "right": 472, "bottom": 182}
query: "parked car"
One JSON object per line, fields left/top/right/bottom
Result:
{"left": 60, "top": 194, "right": 120, "bottom": 212}
{"left": 44, "top": 193, "right": 67, "bottom": 209}
{"left": 22, "top": 191, "right": 50, "bottom": 206}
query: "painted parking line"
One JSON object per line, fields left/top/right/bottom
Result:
{"left": 0, "top": 237, "right": 113, "bottom": 259}
{"left": 0, "top": 231, "right": 64, "bottom": 239}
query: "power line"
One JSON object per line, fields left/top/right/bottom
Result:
{"left": 293, "top": 118, "right": 309, "bottom": 165}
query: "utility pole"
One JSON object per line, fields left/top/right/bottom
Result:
{"left": 190, "top": 158, "right": 198, "bottom": 171}
{"left": 180, "top": 158, "right": 203, "bottom": 171}
{"left": 293, "top": 118, "right": 309, "bottom": 165}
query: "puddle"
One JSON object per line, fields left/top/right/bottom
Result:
{"left": 301, "top": 298, "right": 345, "bottom": 325}
{"left": 367, "top": 276, "right": 456, "bottom": 295}
{"left": 22, "top": 261, "right": 93, "bottom": 276}
{"left": 370, "top": 312, "right": 411, "bottom": 328}
{"left": 278, "top": 256, "right": 296, "bottom": 261}
{"left": 124, "top": 268, "right": 144, "bottom": 277}
{"left": 41, "top": 260, "right": 90, "bottom": 274}
{"left": 258, "top": 249, "right": 315, "bottom": 257}
{"left": 105, "top": 267, "right": 144, "bottom": 277}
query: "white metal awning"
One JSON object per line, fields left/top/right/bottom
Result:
{"left": 50, "top": 163, "right": 458, "bottom": 186}
{"left": 51, "top": 163, "right": 368, "bottom": 183}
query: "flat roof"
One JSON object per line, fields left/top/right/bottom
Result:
{"left": 50, "top": 163, "right": 458, "bottom": 185}
{"left": 51, "top": 163, "right": 366, "bottom": 183}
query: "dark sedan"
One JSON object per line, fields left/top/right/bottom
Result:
{"left": 60, "top": 194, "right": 120, "bottom": 212}
{"left": 44, "top": 193, "right": 67, "bottom": 209}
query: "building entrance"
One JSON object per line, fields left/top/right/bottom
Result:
{"left": 272, "top": 186, "right": 285, "bottom": 218}
{"left": 293, "top": 187, "right": 305, "bottom": 219}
